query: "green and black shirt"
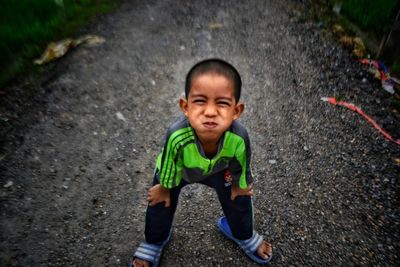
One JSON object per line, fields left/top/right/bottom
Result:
{"left": 155, "top": 116, "right": 253, "bottom": 189}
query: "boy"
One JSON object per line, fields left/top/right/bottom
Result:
{"left": 131, "top": 59, "right": 272, "bottom": 266}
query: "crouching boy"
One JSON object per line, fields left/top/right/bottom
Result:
{"left": 131, "top": 59, "right": 272, "bottom": 266}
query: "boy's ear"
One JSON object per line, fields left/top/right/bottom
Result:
{"left": 233, "top": 102, "right": 244, "bottom": 120}
{"left": 179, "top": 97, "right": 189, "bottom": 116}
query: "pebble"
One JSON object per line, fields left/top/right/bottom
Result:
{"left": 3, "top": 181, "right": 13, "bottom": 188}
{"left": 116, "top": 112, "right": 127, "bottom": 122}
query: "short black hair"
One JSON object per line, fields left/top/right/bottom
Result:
{"left": 185, "top": 58, "right": 242, "bottom": 102}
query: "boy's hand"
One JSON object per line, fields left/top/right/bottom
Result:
{"left": 147, "top": 184, "right": 171, "bottom": 207}
{"left": 231, "top": 184, "right": 253, "bottom": 200}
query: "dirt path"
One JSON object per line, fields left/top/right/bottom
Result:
{"left": 1, "top": 1, "right": 399, "bottom": 266}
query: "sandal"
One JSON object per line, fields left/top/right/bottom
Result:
{"left": 217, "top": 216, "right": 272, "bottom": 264}
{"left": 130, "top": 229, "right": 172, "bottom": 267}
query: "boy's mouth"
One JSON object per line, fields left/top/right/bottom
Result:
{"left": 203, "top": 121, "right": 218, "bottom": 129}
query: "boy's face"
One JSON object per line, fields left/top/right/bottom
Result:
{"left": 180, "top": 73, "right": 244, "bottom": 145}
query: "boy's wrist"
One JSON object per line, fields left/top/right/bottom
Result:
{"left": 158, "top": 184, "right": 170, "bottom": 192}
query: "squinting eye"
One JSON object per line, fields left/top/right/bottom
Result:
{"left": 218, "top": 102, "right": 230, "bottom": 106}
{"left": 193, "top": 99, "right": 205, "bottom": 104}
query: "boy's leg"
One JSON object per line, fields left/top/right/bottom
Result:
{"left": 144, "top": 176, "right": 187, "bottom": 243}
{"left": 200, "top": 171, "right": 253, "bottom": 240}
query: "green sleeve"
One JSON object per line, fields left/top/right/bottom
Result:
{"left": 226, "top": 125, "right": 253, "bottom": 189}
{"left": 156, "top": 127, "right": 192, "bottom": 188}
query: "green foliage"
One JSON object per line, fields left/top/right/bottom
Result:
{"left": 391, "top": 58, "right": 400, "bottom": 77}
{"left": 0, "top": 0, "right": 118, "bottom": 87}
{"left": 340, "top": 0, "right": 397, "bottom": 33}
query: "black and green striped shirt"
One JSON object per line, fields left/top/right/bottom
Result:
{"left": 155, "top": 116, "right": 253, "bottom": 189}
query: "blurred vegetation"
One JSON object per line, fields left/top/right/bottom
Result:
{"left": 310, "top": 1, "right": 399, "bottom": 73}
{"left": 392, "top": 58, "right": 400, "bottom": 77}
{"left": 340, "top": 0, "right": 397, "bottom": 35}
{"left": 0, "top": 0, "right": 119, "bottom": 87}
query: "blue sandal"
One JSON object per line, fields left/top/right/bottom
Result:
{"left": 217, "top": 217, "right": 272, "bottom": 264}
{"left": 130, "top": 230, "right": 172, "bottom": 267}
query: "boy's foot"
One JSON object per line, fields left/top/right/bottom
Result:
{"left": 257, "top": 240, "right": 273, "bottom": 260}
{"left": 132, "top": 258, "right": 150, "bottom": 267}
{"left": 217, "top": 217, "right": 272, "bottom": 264}
{"left": 132, "top": 241, "right": 271, "bottom": 266}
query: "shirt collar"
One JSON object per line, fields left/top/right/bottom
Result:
{"left": 185, "top": 118, "right": 226, "bottom": 159}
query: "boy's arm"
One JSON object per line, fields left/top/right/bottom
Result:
{"left": 156, "top": 121, "right": 189, "bottom": 189}
{"left": 147, "top": 184, "right": 170, "bottom": 207}
{"left": 229, "top": 124, "right": 253, "bottom": 189}
{"left": 229, "top": 123, "right": 254, "bottom": 199}
{"left": 148, "top": 119, "right": 189, "bottom": 206}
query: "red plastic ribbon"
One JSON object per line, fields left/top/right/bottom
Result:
{"left": 322, "top": 97, "right": 400, "bottom": 145}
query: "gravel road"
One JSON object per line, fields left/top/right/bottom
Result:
{"left": 1, "top": 0, "right": 399, "bottom": 266}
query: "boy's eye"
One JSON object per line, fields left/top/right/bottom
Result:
{"left": 193, "top": 99, "right": 206, "bottom": 104}
{"left": 217, "top": 101, "right": 230, "bottom": 107}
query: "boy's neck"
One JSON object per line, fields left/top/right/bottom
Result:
{"left": 201, "top": 142, "right": 218, "bottom": 159}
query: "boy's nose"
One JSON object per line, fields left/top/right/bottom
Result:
{"left": 204, "top": 104, "right": 217, "bottom": 116}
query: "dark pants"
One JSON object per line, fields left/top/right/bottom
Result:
{"left": 144, "top": 170, "right": 253, "bottom": 243}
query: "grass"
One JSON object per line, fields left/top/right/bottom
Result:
{"left": 340, "top": 0, "right": 397, "bottom": 34}
{"left": 391, "top": 58, "right": 400, "bottom": 77}
{"left": 0, "top": 0, "right": 119, "bottom": 87}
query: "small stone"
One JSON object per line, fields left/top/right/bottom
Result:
{"left": 3, "top": 181, "right": 13, "bottom": 188}
{"left": 116, "top": 112, "right": 127, "bottom": 122}
{"left": 269, "top": 159, "right": 277, "bottom": 164}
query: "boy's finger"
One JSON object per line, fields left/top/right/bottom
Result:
{"left": 230, "top": 191, "right": 237, "bottom": 201}
{"left": 164, "top": 198, "right": 171, "bottom": 208}
{"left": 239, "top": 190, "right": 253, "bottom": 197}
{"left": 147, "top": 189, "right": 153, "bottom": 196}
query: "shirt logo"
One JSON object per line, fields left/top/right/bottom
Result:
{"left": 224, "top": 170, "right": 232, "bottom": 187}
